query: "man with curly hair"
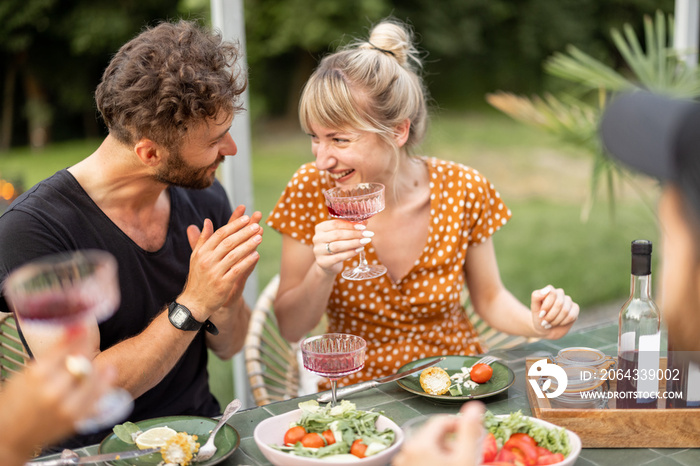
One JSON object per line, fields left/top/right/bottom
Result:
{"left": 0, "top": 20, "right": 262, "bottom": 451}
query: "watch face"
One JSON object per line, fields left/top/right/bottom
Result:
{"left": 171, "top": 308, "right": 189, "bottom": 326}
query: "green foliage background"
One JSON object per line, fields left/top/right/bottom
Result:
{"left": 0, "top": 0, "right": 674, "bottom": 147}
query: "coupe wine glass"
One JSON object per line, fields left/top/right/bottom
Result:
{"left": 3, "top": 249, "right": 133, "bottom": 433}
{"left": 301, "top": 333, "right": 366, "bottom": 406}
{"left": 323, "top": 182, "right": 386, "bottom": 280}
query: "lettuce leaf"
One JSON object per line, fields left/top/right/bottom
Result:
{"left": 112, "top": 421, "right": 141, "bottom": 444}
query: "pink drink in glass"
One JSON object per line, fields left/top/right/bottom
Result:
{"left": 303, "top": 348, "right": 366, "bottom": 378}
{"left": 301, "top": 333, "right": 366, "bottom": 405}
{"left": 323, "top": 183, "right": 386, "bottom": 280}
{"left": 3, "top": 250, "right": 133, "bottom": 432}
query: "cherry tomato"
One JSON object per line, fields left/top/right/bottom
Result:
{"left": 494, "top": 448, "right": 518, "bottom": 463}
{"left": 482, "top": 432, "right": 498, "bottom": 463}
{"left": 300, "top": 432, "right": 326, "bottom": 448}
{"left": 536, "top": 452, "right": 565, "bottom": 465}
{"left": 510, "top": 433, "right": 537, "bottom": 446}
{"left": 283, "top": 425, "right": 307, "bottom": 446}
{"left": 503, "top": 433, "right": 539, "bottom": 466}
{"left": 350, "top": 439, "right": 368, "bottom": 458}
{"left": 322, "top": 429, "right": 336, "bottom": 445}
{"left": 470, "top": 363, "right": 493, "bottom": 383}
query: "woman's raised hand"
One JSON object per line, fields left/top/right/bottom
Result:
{"left": 312, "top": 220, "right": 374, "bottom": 275}
{"left": 531, "top": 285, "right": 580, "bottom": 339}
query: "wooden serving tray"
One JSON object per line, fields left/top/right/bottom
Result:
{"left": 525, "top": 358, "right": 700, "bottom": 448}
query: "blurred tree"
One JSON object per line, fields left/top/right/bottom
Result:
{"left": 0, "top": 0, "right": 56, "bottom": 150}
{"left": 243, "top": 0, "right": 391, "bottom": 122}
{"left": 0, "top": 0, "right": 186, "bottom": 150}
{"left": 389, "top": 0, "right": 674, "bottom": 106}
{"left": 242, "top": 0, "right": 673, "bottom": 122}
{"left": 0, "top": 0, "right": 678, "bottom": 148}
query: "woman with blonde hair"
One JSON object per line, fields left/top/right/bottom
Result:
{"left": 267, "top": 18, "right": 579, "bottom": 387}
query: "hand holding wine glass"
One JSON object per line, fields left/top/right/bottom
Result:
{"left": 323, "top": 182, "right": 386, "bottom": 280}
{"left": 3, "top": 250, "right": 133, "bottom": 434}
{"left": 0, "top": 336, "right": 117, "bottom": 463}
{"left": 301, "top": 333, "right": 366, "bottom": 406}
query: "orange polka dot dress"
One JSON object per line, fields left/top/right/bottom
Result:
{"left": 267, "top": 157, "right": 512, "bottom": 388}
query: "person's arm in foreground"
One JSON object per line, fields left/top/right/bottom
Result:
{"left": 0, "top": 339, "right": 115, "bottom": 466}
{"left": 392, "top": 402, "right": 486, "bottom": 466}
{"left": 464, "top": 238, "right": 579, "bottom": 339}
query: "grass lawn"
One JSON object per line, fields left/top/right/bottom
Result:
{"left": 0, "top": 111, "right": 661, "bottom": 405}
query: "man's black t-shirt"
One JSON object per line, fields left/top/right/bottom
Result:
{"left": 0, "top": 169, "right": 231, "bottom": 448}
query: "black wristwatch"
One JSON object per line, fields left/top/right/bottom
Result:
{"left": 168, "top": 302, "right": 219, "bottom": 335}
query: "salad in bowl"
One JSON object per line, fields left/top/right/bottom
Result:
{"left": 254, "top": 400, "right": 403, "bottom": 465}
{"left": 481, "top": 411, "right": 581, "bottom": 465}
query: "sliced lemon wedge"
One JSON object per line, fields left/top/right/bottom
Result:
{"left": 134, "top": 426, "right": 177, "bottom": 449}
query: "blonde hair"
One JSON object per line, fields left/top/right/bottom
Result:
{"left": 299, "top": 18, "right": 428, "bottom": 155}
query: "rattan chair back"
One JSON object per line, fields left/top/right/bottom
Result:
{"left": 0, "top": 313, "right": 29, "bottom": 383}
{"left": 244, "top": 275, "right": 300, "bottom": 406}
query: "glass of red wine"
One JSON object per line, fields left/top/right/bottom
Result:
{"left": 323, "top": 182, "right": 386, "bottom": 280}
{"left": 3, "top": 249, "right": 133, "bottom": 433}
{"left": 301, "top": 333, "right": 366, "bottom": 406}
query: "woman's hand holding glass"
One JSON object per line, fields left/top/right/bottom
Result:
{"left": 312, "top": 220, "right": 374, "bottom": 276}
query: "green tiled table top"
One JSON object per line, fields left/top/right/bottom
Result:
{"left": 32, "top": 322, "right": 699, "bottom": 466}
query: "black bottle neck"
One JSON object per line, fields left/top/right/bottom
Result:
{"left": 631, "top": 252, "right": 651, "bottom": 277}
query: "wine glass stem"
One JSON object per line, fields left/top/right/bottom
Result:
{"left": 330, "top": 379, "right": 339, "bottom": 406}
{"left": 356, "top": 249, "right": 370, "bottom": 271}
{"left": 353, "top": 219, "right": 372, "bottom": 272}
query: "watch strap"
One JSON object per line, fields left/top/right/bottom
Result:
{"left": 203, "top": 319, "right": 219, "bottom": 335}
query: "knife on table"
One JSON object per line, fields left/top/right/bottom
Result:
{"left": 317, "top": 356, "right": 445, "bottom": 403}
{"left": 26, "top": 447, "right": 160, "bottom": 465}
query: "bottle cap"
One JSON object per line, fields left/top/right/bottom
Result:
{"left": 631, "top": 239, "right": 652, "bottom": 275}
{"left": 631, "top": 239, "right": 652, "bottom": 255}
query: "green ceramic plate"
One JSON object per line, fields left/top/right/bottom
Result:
{"left": 397, "top": 355, "right": 515, "bottom": 401}
{"left": 99, "top": 416, "right": 240, "bottom": 466}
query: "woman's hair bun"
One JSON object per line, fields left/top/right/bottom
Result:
{"left": 363, "top": 19, "right": 421, "bottom": 71}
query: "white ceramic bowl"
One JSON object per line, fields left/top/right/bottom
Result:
{"left": 254, "top": 408, "right": 404, "bottom": 466}
{"left": 493, "top": 415, "right": 582, "bottom": 466}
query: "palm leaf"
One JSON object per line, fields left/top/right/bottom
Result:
{"left": 545, "top": 47, "right": 633, "bottom": 92}
{"left": 485, "top": 93, "right": 595, "bottom": 139}
{"left": 488, "top": 10, "right": 700, "bottom": 221}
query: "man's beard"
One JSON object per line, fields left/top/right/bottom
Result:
{"left": 154, "top": 148, "right": 222, "bottom": 189}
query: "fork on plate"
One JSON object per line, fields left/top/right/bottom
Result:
{"left": 473, "top": 355, "right": 500, "bottom": 366}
